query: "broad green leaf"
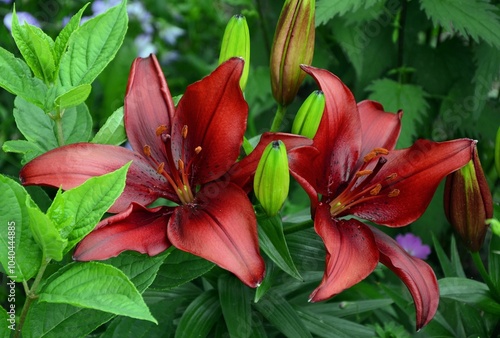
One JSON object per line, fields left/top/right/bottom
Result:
{"left": 91, "top": 107, "right": 127, "bottom": 145}
{"left": 0, "top": 306, "right": 13, "bottom": 338}
{"left": 472, "top": 43, "right": 500, "bottom": 119}
{"left": 23, "top": 251, "right": 165, "bottom": 338}
{"left": 55, "top": 84, "right": 92, "bottom": 110}
{"left": 175, "top": 290, "right": 221, "bottom": 338}
{"left": 297, "top": 308, "right": 374, "bottom": 337}
{"left": 53, "top": 3, "right": 90, "bottom": 67}
{"left": 257, "top": 206, "right": 302, "bottom": 280}
{"left": 366, "top": 78, "right": 428, "bottom": 148}
{"left": 0, "top": 47, "right": 47, "bottom": 107}
{"left": 316, "top": 0, "right": 383, "bottom": 26}
{"left": 0, "top": 175, "right": 42, "bottom": 281}
{"left": 420, "top": 0, "right": 500, "bottom": 48}
{"left": 60, "top": 102, "right": 93, "bottom": 144}
{"left": 439, "top": 277, "right": 500, "bottom": 315}
{"left": 46, "top": 162, "right": 129, "bottom": 253}
{"left": 39, "top": 262, "right": 156, "bottom": 323}
{"left": 254, "top": 291, "right": 312, "bottom": 338}
{"left": 286, "top": 228, "right": 325, "bottom": 273}
{"left": 1, "top": 140, "right": 44, "bottom": 164}
{"left": 218, "top": 274, "right": 252, "bottom": 338}
{"left": 11, "top": 8, "right": 55, "bottom": 83}
{"left": 150, "top": 249, "right": 215, "bottom": 290}
{"left": 58, "top": 0, "right": 128, "bottom": 86}
{"left": 26, "top": 198, "right": 67, "bottom": 261}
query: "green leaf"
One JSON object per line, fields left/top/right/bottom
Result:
{"left": 39, "top": 262, "right": 156, "bottom": 323}
{"left": 1, "top": 140, "right": 44, "bottom": 164}
{"left": 431, "top": 234, "right": 465, "bottom": 278}
{"left": 472, "top": 43, "right": 500, "bottom": 119}
{"left": 489, "top": 234, "right": 500, "bottom": 293}
{"left": 175, "top": 290, "right": 221, "bottom": 338}
{"left": 26, "top": 198, "right": 67, "bottom": 261}
{"left": 316, "top": 0, "right": 383, "bottom": 26}
{"left": 256, "top": 206, "right": 302, "bottom": 280}
{"left": 439, "top": 277, "right": 500, "bottom": 315}
{"left": 0, "top": 47, "right": 47, "bottom": 107}
{"left": 53, "top": 3, "right": 90, "bottom": 67}
{"left": 11, "top": 8, "right": 56, "bottom": 83}
{"left": 366, "top": 78, "right": 429, "bottom": 148}
{"left": 55, "top": 84, "right": 92, "bottom": 110}
{"left": 60, "top": 103, "right": 93, "bottom": 144}
{"left": 0, "top": 306, "right": 13, "bottom": 338}
{"left": 254, "top": 291, "right": 312, "bottom": 338}
{"left": 0, "top": 175, "right": 43, "bottom": 281}
{"left": 150, "top": 249, "right": 215, "bottom": 290}
{"left": 58, "top": 0, "right": 128, "bottom": 86}
{"left": 297, "top": 309, "right": 375, "bottom": 337}
{"left": 91, "top": 107, "right": 127, "bottom": 145}
{"left": 218, "top": 274, "right": 252, "bottom": 338}
{"left": 302, "top": 299, "right": 394, "bottom": 317}
{"left": 46, "top": 162, "right": 129, "bottom": 253}
{"left": 420, "top": 0, "right": 500, "bottom": 48}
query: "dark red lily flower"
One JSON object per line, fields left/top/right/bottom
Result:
{"left": 291, "top": 66, "right": 475, "bottom": 329}
{"left": 19, "top": 55, "right": 265, "bottom": 287}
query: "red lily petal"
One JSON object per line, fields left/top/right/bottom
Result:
{"left": 74, "top": 203, "right": 172, "bottom": 261}
{"left": 357, "top": 100, "right": 402, "bottom": 159}
{"left": 350, "top": 138, "right": 475, "bottom": 226}
{"left": 167, "top": 182, "right": 265, "bottom": 287}
{"left": 309, "top": 204, "right": 379, "bottom": 302}
{"left": 228, "top": 132, "right": 315, "bottom": 193}
{"left": 370, "top": 226, "right": 438, "bottom": 330}
{"left": 19, "top": 143, "right": 176, "bottom": 213}
{"left": 300, "top": 65, "right": 361, "bottom": 196}
{"left": 125, "top": 54, "right": 175, "bottom": 165}
{"left": 171, "top": 58, "right": 248, "bottom": 184}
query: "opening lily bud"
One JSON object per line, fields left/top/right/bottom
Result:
{"left": 219, "top": 14, "right": 250, "bottom": 91}
{"left": 292, "top": 90, "right": 325, "bottom": 138}
{"left": 444, "top": 146, "right": 493, "bottom": 252}
{"left": 254, "top": 140, "right": 290, "bottom": 216}
{"left": 270, "top": 0, "right": 315, "bottom": 106}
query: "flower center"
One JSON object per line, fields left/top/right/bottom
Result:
{"left": 143, "top": 124, "right": 202, "bottom": 205}
{"left": 328, "top": 148, "right": 399, "bottom": 216}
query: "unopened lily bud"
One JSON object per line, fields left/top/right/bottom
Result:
{"left": 254, "top": 140, "right": 290, "bottom": 216}
{"left": 291, "top": 90, "right": 325, "bottom": 138}
{"left": 270, "top": 0, "right": 315, "bottom": 106}
{"left": 219, "top": 14, "right": 250, "bottom": 91}
{"left": 444, "top": 146, "right": 493, "bottom": 252}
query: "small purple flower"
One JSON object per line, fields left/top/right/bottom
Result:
{"left": 0, "top": 0, "right": 13, "bottom": 4}
{"left": 395, "top": 233, "right": 431, "bottom": 260}
{"left": 4, "top": 12, "right": 40, "bottom": 31}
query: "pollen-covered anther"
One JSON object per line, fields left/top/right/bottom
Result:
{"left": 363, "top": 148, "right": 390, "bottom": 162}
{"left": 388, "top": 189, "right": 400, "bottom": 197}
{"left": 182, "top": 125, "right": 188, "bottom": 138}
{"left": 157, "top": 162, "right": 165, "bottom": 174}
{"left": 143, "top": 145, "right": 151, "bottom": 157}
{"left": 156, "top": 125, "right": 168, "bottom": 136}
{"left": 370, "top": 183, "right": 382, "bottom": 195}
{"left": 385, "top": 173, "right": 397, "bottom": 181}
{"left": 355, "top": 169, "right": 373, "bottom": 177}
{"left": 195, "top": 146, "right": 202, "bottom": 154}
{"left": 374, "top": 147, "right": 389, "bottom": 156}
{"left": 178, "top": 159, "right": 185, "bottom": 171}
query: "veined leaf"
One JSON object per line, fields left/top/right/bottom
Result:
{"left": 316, "top": 0, "right": 384, "bottom": 26}
{"left": 175, "top": 290, "right": 221, "bottom": 338}
{"left": 420, "top": 0, "right": 500, "bottom": 48}
{"left": 1, "top": 140, "right": 44, "bottom": 165}
{"left": 218, "top": 274, "right": 253, "bottom": 338}
{"left": 91, "top": 107, "right": 127, "bottom": 145}
{"left": 39, "top": 262, "right": 156, "bottom": 323}
{"left": 60, "top": 102, "right": 93, "bottom": 144}
{"left": 55, "top": 84, "right": 92, "bottom": 110}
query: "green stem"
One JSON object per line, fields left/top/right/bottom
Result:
{"left": 270, "top": 104, "right": 287, "bottom": 132}
{"left": 15, "top": 258, "right": 51, "bottom": 338}
{"left": 55, "top": 115, "right": 65, "bottom": 146}
{"left": 470, "top": 251, "right": 500, "bottom": 302}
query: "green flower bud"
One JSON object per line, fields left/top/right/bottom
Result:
{"left": 270, "top": 0, "right": 315, "bottom": 106}
{"left": 219, "top": 14, "right": 250, "bottom": 91}
{"left": 444, "top": 146, "right": 493, "bottom": 252}
{"left": 254, "top": 140, "right": 290, "bottom": 216}
{"left": 291, "top": 90, "right": 325, "bottom": 138}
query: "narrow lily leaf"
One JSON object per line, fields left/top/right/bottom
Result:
{"left": 488, "top": 234, "right": 500, "bottom": 294}
{"left": 26, "top": 198, "right": 67, "bottom": 261}
{"left": 11, "top": 8, "right": 55, "bottom": 83}
{"left": 60, "top": 103, "right": 93, "bottom": 144}
{"left": 23, "top": 251, "right": 165, "bottom": 338}
{"left": 439, "top": 277, "right": 500, "bottom": 315}
{"left": 150, "top": 249, "right": 215, "bottom": 290}
{"left": 46, "top": 162, "right": 129, "bottom": 253}
{"left": 431, "top": 234, "right": 465, "bottom": 278}
{"left": 256, "top": 206, "right": 302, "bottom": 280}
{"left": 91, "top": 107, "right": 127, "bottom": 145}
{"left": 0, "top": 175, "right": 42, "bottom": 281}
{"left": 53, "top": 3, "right": 90, "bottom": 67}
{"left": 175, "top": 290, "right": 221, "bottom": 338}
{"left": 218, "top": 274, "right": 252, "bottom": 338}
{"left": 39, "top": 262, "right": 156, "bottom": 323}
{"left": 58, "top": 0, "right": 128, "bottom": 86}
{"left": 298, "top": 308, "right": 374, "bottom": 337}
{"left": 254, "top": 291, "right": 312, "bottom": 338}
{"left": 0, "top": 306, "right": 12, "bottom": 338}
{"left": 302, "top": 299, "right": 394, "bottom": 317}
{"left": 0, "top": 47, "right": 47, "bottom": 107}
{"left": 55, "top": 84, "right": 92, "bottom": 110}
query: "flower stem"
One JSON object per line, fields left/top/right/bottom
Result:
{"left": 15, "top": 258, "right": 51, "bottom": 338}
{"left": 470, "top": 251, "right": 500, "bottom": 302}
{"left": 270, "top": 104, "right": 286, "bottom": 132}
